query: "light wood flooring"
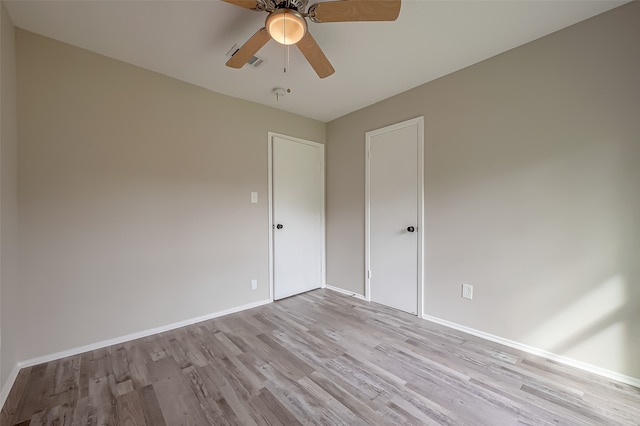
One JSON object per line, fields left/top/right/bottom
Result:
{"left": 2, "top": 289, "right": 639, "bottom": 425}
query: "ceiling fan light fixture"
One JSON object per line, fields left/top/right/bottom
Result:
{"left": 266, "top": 9, "right": 307, "bottom": 45}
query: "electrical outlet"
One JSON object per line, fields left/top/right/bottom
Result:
{"left": 251, "top": 279, "right": 257, "bottom": 290}
{"left": 462, "top": 283, "right": 473, "bottom": 300}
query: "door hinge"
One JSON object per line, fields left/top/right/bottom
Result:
{"left": 367, "top": 270, "right": 371, "bottom": 279}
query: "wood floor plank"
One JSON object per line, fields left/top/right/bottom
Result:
{"left": 116, "top": 389, "right": 147, "bottom": 426}
{"left": 388, "top": 388, "right": 458, "bottom": 426}
{"left": 166, "top": 332, "right": 193, "bottom": 370}
{"left": 77, "top": 353, "right": 92, "bottom": 400}
{"left": 295, "top": 375, "right": 366, "bottom": 426}
{"left": 262, "top": 381, "right": 319, "bottom": 425}
{"left": 305, "top": 370, "right": 382, "bottom": 424}
{"left": 177, "top": 329, "right": 211, "bottom": 368}
{"left": 70, "top": 396, "right": 90, "bottom": 425}
{"left": 195, "top": 363, "right": 257, "bottom": 426}
{"left": 137, "top": 384, "right": 167, "bottom": 426}
{"left": 28, "top": 404, "right": 74, "bottom": 426}
{"left": 87, "top": 348, "right": 113, "bottom": 380}
{"left": 124, "top": 344, "right": 152, "bottom": 389}
{"left": 89, "top": 374, "right": 119, "bottom": 426}
{"left": 152, "top": 374, "right": 209, "bottom": 426}
{"left": 252, "top": 387, "right": 302, "bottom": 426}
{"left": 181, "top": 365, "right": 232, "bottom": 426}
{"left": 3, "top": 289, "right": 639, "bottom": 425}
{"left": 12, "top": 363, "right": 50, "bottom": 423}
{"left": 0, "top": 366, "right": 32, "bottom": 425}
{"left": 52, "top": 356, "right": 81, "bottom": 397}
{"left": 111, "top": 347, "right": 132, "bottom": 384}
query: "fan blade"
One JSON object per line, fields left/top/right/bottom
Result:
{"left": 309, "top": 0, "right": 401, "bottom": 23}
{"left": 296, "top": 32, "right": 335, "bottom": 79}
{"left": 226, "top": 28, "right": 271, "bottom": 69}
{"left": 220, "top": 0, "right": 260, "bottom": 10}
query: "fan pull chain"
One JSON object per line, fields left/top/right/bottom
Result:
{"left": 283, "top": 13, "right": 288, "bottom": 74}
{"left": 283, "top": 43, "right": 291, "bottom": 74}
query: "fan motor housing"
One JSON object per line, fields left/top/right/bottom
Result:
{"left": 275, "top": 0, "right": 308, "bottom": 12}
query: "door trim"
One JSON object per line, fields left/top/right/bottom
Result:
{"left": 365, "top": 117, "right": 424, "bottom": 316}
{"left": 268, "top": 132, "right": 326, "bottom": 302}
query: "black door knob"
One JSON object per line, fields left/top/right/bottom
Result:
{"left": 276, "top": 224, "right": 284, "bottom": 229}
{"left": 407, "top": 226, "right": 415, "bottom": 232}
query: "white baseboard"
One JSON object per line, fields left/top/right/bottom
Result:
{"left": 0, "top": 297, "right": 272, "bottom": 410}
{"left": 19, "top": 298, "right": 272, "bottom": 369}
{"left": 325, "top": 285, "right": 366, "bottom": 301}
{"left": 422, "top": 314, "right": 640, "bottom": 389}
{"left": 4, "top": 296, "right": 637, "bottom": 410}
{"left": 0, "top": 364, "right": 21, "bottom": 413}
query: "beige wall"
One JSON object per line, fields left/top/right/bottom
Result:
{"left": 326, "top": 2, "right": 640, "bottom": 378}
{"left": 4, "top": 0, "right": 639, "bottom": 394}
{"left": 1, "top": 1, "right": 18, "bottom": 391}
{"left": 16, "top": 29, "right": 324, "bottom": 362}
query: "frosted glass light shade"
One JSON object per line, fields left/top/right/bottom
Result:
{"left": 266, "top": 9, "right": 307, "bottom": 45}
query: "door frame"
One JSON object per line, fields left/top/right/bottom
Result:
{"left": 268, "top": 132, "right": 326, "bottom": 302}
{"left": 365, "top": 117, "right": 425, "bottom": 316}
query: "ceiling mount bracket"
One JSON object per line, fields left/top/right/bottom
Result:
{"left": 272, "top": 87, "right": 290, "bottom": 101}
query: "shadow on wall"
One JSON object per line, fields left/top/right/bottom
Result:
{"left": 506, "top": 138, "right": 639, "bottom": 378}
{"left": 620, "top": 133, "right": 640, "bottom": 381}
{"left": 520, "top": 135, "right": 640, "bottom": 379}
{"left": 524, "top": 275, "right": 627, "bottom": 372}
{"left": 510, "top": 138, "right": 640, "bottom": 378}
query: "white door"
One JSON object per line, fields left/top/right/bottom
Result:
{"left": 271, "top": 134, "right": 324, "bottom": 300}
{"left": 366, "top": 117, "right": 424, "bottom": 315}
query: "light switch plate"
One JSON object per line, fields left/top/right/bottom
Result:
{"left": 251, "top": 192, "right": 258, "bottom": 204}
{"left": 462, "top": 283, "right": 473, "bottom": 300}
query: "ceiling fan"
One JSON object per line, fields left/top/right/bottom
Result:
{"left": 222, "top": 0, "right": 401, "bottom": 78}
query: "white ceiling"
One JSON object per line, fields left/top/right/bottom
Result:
{"left": 4, "top": 0, "right": 626, "bottom": 122}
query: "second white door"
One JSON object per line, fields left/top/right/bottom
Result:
{"left": 271, "top": 134, "right": 324, "bottom": 300}
{"left": 366, "top": 117, "right": 423, "bottom": 315}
